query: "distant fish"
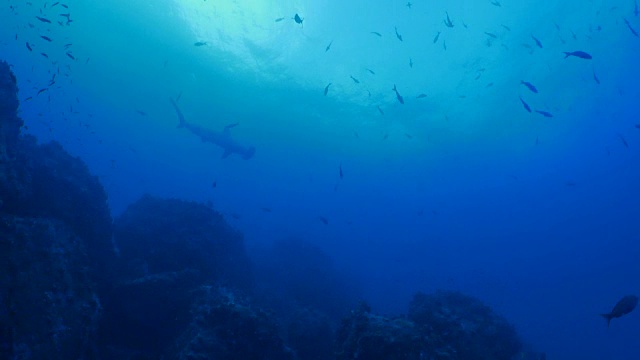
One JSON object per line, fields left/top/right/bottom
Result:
{"left": 325, "top": 40, "right": 333, "bottom": 52}
{"left": 366, "top": 68, "right": 375, "bottom": 75}
{"left": 433, "top": 31, "right": 441, "bottom": 43}
{"left": 274, "top": 17, "right": 285, "bottom": 22}
{"left": 520, "top": 80, "right": 538, "bottom": 93}
{"left": 339, "top": 164, "right": 343, "bottom": 179}
{"left": 406, "top": 2, "right": 412, "bottom": 8}
{"left": 40, "top": 52, "right": 48, "bottom": 58}
{"left": 136, "top": 110, "right": 146, "bottom": 116}
{"left": 392, "top": 84, "right": 404, "bottom": 104}
{"left": 26, "top": 42, "right": 32, "bottom": 51}
{"left": 66, "top": 52, "right": 75, "bottom": 60}
{"left": 491, "top": 0, "right": 501, "bottom": 6}
{"left": 394, "top": 26, "right": 403, "bottom": 41}
{"left": 535, "top": 109, "right": 553, "bottom": 118}
{"left": 618, "top": 133, "right": 629, "bottom": 148}
{"left": 531, "top": 34, "right": 543, "bottom": 48}
{"left": 40, "top": 35, "right": 52, "bottom": 42}
{"left": 563, "top": 50, "right": 592, "bottom": 59}
{"left": 409, "top": 58, "right": 413, "bottom": 68}
{"left": 601, "top": 295, "right": 638, "bottom": 327}
{"left": 416, "top": 93, "right": 427, "bottom": 99}
{"left": 593, "top": 69, "right": 600, "bottom": 84}
{"left": 501, "top": 24, "right": 511, "bottom": 31}
{"left": 484, "top": 32, "right": 497, "bottom": 39}
{"left": 519, "top": 96, "right": 532, "bottom": 112}
{"left": 293, "top": 13, "right": 303, "bottom": 26}
{"left": 635, "top": 124, "right": 640, "bottom": 129}
{"left": 377, "top": 106, "right": 385, "bottom": 115}
{"left": 350, "top": 75, "right": 360, "bottom": 84}
{"left": 635, "top": 0, "right": 639, "bottom": 16}
{"left": 194, "top": 41, "right": 207, "bottom": 46}
{"left": 370, "top": 31, "right": 382, "bottom": 37}
{"left": 319, "top": 216, "right": 329, "bottom": 225}
{"left": 444, "top": 12, "right": 454, "bottom": 28}
{"left": 623, "top": 18, "right": 639, "bottom": 37}
{"left": 35, "top": 16, "right": 51, "bottom": 23}
{"left": 324, "top": 83, "right": 332, "bottom": 96}
{"left": 212, "top": 180, "right": 217, "bottom": 188}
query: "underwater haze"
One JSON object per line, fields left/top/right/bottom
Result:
{"left": 3, "top": 0, "right": 640, "bottom": 358}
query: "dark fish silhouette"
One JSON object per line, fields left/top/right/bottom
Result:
{"left": 392, "top": 84, "right": 404, "bottom": 104}
{"left": 339, "top": 164, "right": 343, "bottom": 179}
{"left": 350, "top": 76, "right": 360, "bottom": 84}
{"left": 634, "top": 124, "right": 640, "bottom": 129}
{"left": 618, "top": 133, "right": 629, "bottom": 148}
{"left": 324, "top": 83, "right": 332, "bottom": 96}
{"left": 409, "top": 58, "right": 413, "bottom": 68}
{"left": 535, "top": 110, "right": 553, "bottom": 118}
{"left": 521, "top": 80, "right": 538, "bottom": 93}
{"left": 601, "top": 295, "right": 638, "bottom": 327}
{"left": 444, "top": 12, "right": 454, "bottom": 27}
{"left": 370, "top": 31, "right": 382, "bottom": 37}
{"left": 377, "top": 106, "right": 384, "bottom": 115}
{"left": 563, "top": 51, "right": 592, "bottom": 59}
{"left": 531, "top": 34, "right": 543, "bottom": 48}
{"left": 40, "top": 35, "right": 52, "bottom": 42}
{"left": 366, "top": 68, "right": 375, "bottom": 75}
{"left": 623, "top": 18, "right": 639, "bottom": 37}
{"left": 416, "top": 93, "right": 427, "bottom": 99}
{"left": 593, "top": 69, "right": 600, "bottom": 84}
{"left": 293, "top": 14, "right": 303, "bottom": 26}
{"left": 36, "top": 16, "right": 51, "bottom": 23}
{"left": 519, "top": 96, "right": 532, "bottom": 112}
{"left": 274, "top": 17, "right": 285, "bottom": 22}
{"left": 394, "top": 27, "right": 403, "bottom": 41}
{"left": 26, "top": 42, "right": 32, "bottom": 51}
{"left": 319, "top": 216, "right": 329, "bottom": 225}
{"left": 194, "top": 41, "right": 207, "bottom": 46}
{"left": 484, "top": 32, "right": 497, "bottom": 39}
{"left": 325, "top": 40, "right": 333, "bottom": 52}
{"left": 433, "top": 31, "right": 441, "bottom": 43}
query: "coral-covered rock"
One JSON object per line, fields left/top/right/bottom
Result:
{"left": 0, "top": 60, "right": 22, "bottom": 159}
{"left": 99, "top": 196, "right": 253, "bottom": 357}
{"left": 336, "top": 302, "right": 427, "bottom": 360}
{"left": 0, "top": 216, "right": 101, "bottom": 360}
{"left": 173, "top": 286, "right": 294, "bottom": 360}
{"left": 408, "top": 291, "right": 522, "bottom": 360}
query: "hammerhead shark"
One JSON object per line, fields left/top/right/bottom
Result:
{"left": 170, "top": 98, "right": 255, "bottom": 160}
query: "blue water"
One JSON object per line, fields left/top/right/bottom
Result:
{"left": 3, "top": 0, "right": 640, "bottom": 358}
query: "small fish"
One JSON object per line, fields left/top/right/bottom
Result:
{"left": 433, "top": 31, "right": 441, "bottom": 43}
{"left": 61, "top": 4, "right": 69, "bottom": 9}
{"left": 636, "top": 0, "right": 639, "bottom": 16}
{"left": 444, "top": 12, "right": 454, "bottom": 28}
{"left": 535, "top": 109, "right": 553, "bottom": 118}
{"left": 37, "top": 88, "right": 48, "bottom": 95}
{"left": 325, "top": 40, "right": 333, "bottom": 52}
{"left": 40, "top": 35, "right": 52, "bottom": 42}
{"left": 339, "top": 164, "right": 343, "bottom": 179}
{"left": 52, "top": 1, "right": 60, "bottom": 6}
{"left": 618, "top": 133, "right": 629, "bottom": 148}
{"left": 383, "top": 133, "right": 389, "bottom": 140}
{"left": 519, "top": 96, "right": 532, "bottom": 112}
{"left": 136, "top": 110, "right": 146, "bottom": 116}
{"left": 531, "top": 34, "right": 543, "bottom": 48}
{"left": 319, "top": 216, "right": 329, "bottom": 225}
{"left": 623, "top": 18, "right": 639, "bottom": 37}
{"left": 601, "top": 295, "right": 638, "bottom": 327}
{"left": 366, "top": 68, "right": 375, "bottom": 75}
{"left": 394, "top": 26, "right": 403, "bottom": 41}
{"left": 36, "top": 16, "right": 51, "bottom": 23}
{"left": 409, "top": 58, "right": 413, "bottom": 68}
{"left": 501, "top": 24, "right": 511, "bottom": 31}
{"left": 406, "top": 2, "right": 412, "bottom": 9}
{"left": 392, "top": 84, "right": 404, "bottom": 104}
{"left": 443, "top": 40, "right": 447, "bottom": 50}
{"left": 484, "top": 32, "right": 497, "bottom": 38}
{"left": 350, "top": 75, "right": 360, "bottom": 84}
{"left": 563, "top": 51, "right": 592, "bottom": 59}
{"left": 593, "top": 69, "right": 600, "bottom": 84}
{"left": 66, "top": 52, "right": 75, "bottom": 60}
{"left": 194, "top": 41, "right": 207, "bottom": 46}
{"left": 293, "top": 13, "right": 303, "bottom": 26}
{"left": 40, "top": 52, "right": 48, "bottom": 58}
{"left": 491, "top": 0, "right": 501, "bottom": 6}
{"left": 324, "top": 83, "right": 332, "bottom": 96}
{"left": 25, "top": 96, "right": 33, "bottom": 101}
{"left": 405, "top": 133, "right": 413, "bottom": 139}
{"left": 26, "top": 42, "right": 32, "bottom": 51}
{"left": 212, "top": 180, "right": 216, "bottom": 188}
{"left": 370, "top": 31, "right": 382, "bottom": 37}
{"left": 520, "top": 80, "right": 538, "bottom": 93}
{"left": 416, "top": 93, "right": 427, "bottom": 99}
{"left": 634, "top": 124, "right": 640, "bottom": 129}
{"left": 377, "top": 106, "right": 385, "bottom": 115}
{"left": 274, "top": 17, "right": 285, "bottom": 22}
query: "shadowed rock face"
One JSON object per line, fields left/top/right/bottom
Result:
{"left": 0, "top": 60, "right": 21, "bottom": 159}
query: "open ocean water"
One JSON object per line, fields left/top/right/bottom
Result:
{"left": 1, "top": 0, "right": 640, "bottom": 359}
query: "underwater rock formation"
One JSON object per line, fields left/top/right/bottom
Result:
{"left": 99, "top": 195, "right": 254, "bottom": 357}
{"left": 336, "top": 292, "right": 522, "bottom": 360}
{"left": 0, "top": 60, "right": 112, "bottom": 359}
{"left": 408, "top": 290, "right": 522, "bottom": 360}
{"left": 173, "top": 286, "right": 294, "bottom": 360}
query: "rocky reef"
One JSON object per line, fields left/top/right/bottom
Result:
{"left": 0, "top": 59, "right": 526, "bottom": 359}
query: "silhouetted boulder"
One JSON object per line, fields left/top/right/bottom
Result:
{"left": 408, "top": 290, "right": 522, "bottom": 360}
{"left": 173, "top": 286, "right": 294, "bottom": 360}
{"left": 287, "top": 308, "right": 335, "bottom": 360}
{"left": 99, "top": 195, "right": 253, "bottom": 357}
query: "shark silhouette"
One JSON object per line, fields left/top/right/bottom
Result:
{"left": 170, "top": 98, "right": 255, "bottom": 160}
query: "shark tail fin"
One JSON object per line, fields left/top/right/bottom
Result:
{"left": 600, "top": 313, "right": 613, "bottom": 328}
{"left": 169, "top": 97, "right": 186, "bottom": 128}
{"left": 563, "top": 52, "right": 571, "bottom": 59}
